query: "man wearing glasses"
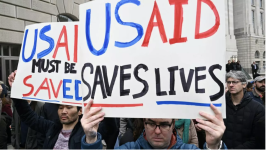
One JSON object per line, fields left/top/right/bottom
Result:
{"left": 222, "top": 71, "right": 265, "bottom": 149}
{"left": 80, "top": 100, "right": 227, "bottom": 149}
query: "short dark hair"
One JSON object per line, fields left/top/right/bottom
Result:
{"left": 247, "top": 82, "right": 253, "bottom": 89}
{"left": 57, "top": 105, "right": 82, "bottom": 112}
{"left": 77, "top": 106, "right": 82, "bottom": 111}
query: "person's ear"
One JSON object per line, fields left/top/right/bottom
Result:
{"left": 243, "top": 83, "right": 247, "bottom": 89}
{"left": 78, "top": 107, "right": 82, "bottom": 115}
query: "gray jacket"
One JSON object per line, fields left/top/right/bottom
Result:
{"left": 11, "top": 100, "right": 44, "bottom": 149}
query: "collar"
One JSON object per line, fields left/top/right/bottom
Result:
{"left": 252, "top": 89, "right": 262, "bottom": 98}
{"left": 143, "top": 130, "right": 177, "bottom": 149}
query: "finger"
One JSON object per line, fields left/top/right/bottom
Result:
{"left": 85, "top": 107, "right": 103, "bottom": 119}
{"left": 195, "top": 124, "right": 202, "bottom": 131}
{"left": 196, "top": 118, "right": 220, "bottom": 131}
{"left": 87, "top": 117, "right": 104, "bottom": 129}
{"left": 84, "top": 100, "right": 93, "bottom": 114}
{"left": 199, "top": 111, "right": 221, "bottom": 126}
{"left": 86, "top": 112, "right": 105, "bottom": 124}
{"left": 197, "top": 123, "right": 217, "bottom": 136}
{"left": 210, "top": 104, "right": 223, "bottom": 120}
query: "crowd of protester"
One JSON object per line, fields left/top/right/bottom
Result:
{"left": 0, "top": 70, "right": 264, "bottom": 149}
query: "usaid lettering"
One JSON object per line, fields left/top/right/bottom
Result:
{"left": 12, "top": 0, "right": 226, "bottom": 118}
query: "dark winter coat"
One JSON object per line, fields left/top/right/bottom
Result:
{"left": 222, "top": 92, "right": 265, "bottom": 149}
{"left": 11, "top": 101, "right": 44, "bottom": 149}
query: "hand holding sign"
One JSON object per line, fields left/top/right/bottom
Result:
{"left": 8, "top": 70, "right": 17, "bottom": 87}
{"left": 81, "top": 100, "right": 105, "bottom": 144}
{"left": 196, "top": 104, "right": 225, "bottom": 149}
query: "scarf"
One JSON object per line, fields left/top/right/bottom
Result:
{"left": 175, "top": 119, "right": 190, "bottom": 143}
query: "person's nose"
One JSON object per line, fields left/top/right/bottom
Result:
{"left": 62, "top": 107, "right": 68, "bottom": 113}
{"left": 154, "top": 126, "right": 162, "bottom": 134}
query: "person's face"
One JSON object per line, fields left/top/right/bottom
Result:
{"left": 255, "top": 80, "right": 265, "bottom": 93}
{"left": 253, "top": 62, "right": 255, "bottom": 64}
{"left": 232, "top": 60, "right": 235, "bottom": 62}
{"left": 144, "top": 118, "right": 174, "bottom": 149}
{"left": 228, "top": 60, "right": 231, "bottom": 63}
{"left": 58, "top": 105, "right": 82, "bottom": 125}
{"left": 227, "top": 77, "right": 246, "bottom": 95}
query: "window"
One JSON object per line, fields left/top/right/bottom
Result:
{"left": 263, "top": 51, "right": 265, "bottom": 58}
{"left": 260, "top": 0, "right": 263, "bottom": 8}
{"left": 252, "top": 0, "right": 255, "bottom": 5}
{"left": 255, "top": 51, "right": 260, "bottom": 58}
{"left": 263, "top": 61, "right": 265, "bottom": 69}
{"left": 0, "top": 44, "right": 20, "bottom": 88}
{"left": 252, "top": 10, "right": 256, "bottom": 33}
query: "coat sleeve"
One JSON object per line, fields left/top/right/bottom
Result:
{"left": 12, "top": 98, "right": 54, "bottom": 135}
{"left": 189, "top": 120, "right": 199, "bottom": 147}
{"left": 234, "top": 104, "right": 265, "bottom": 149}
{"left": 81, "top": 133, "right": 103, "bottom": 149}
{"left": 36, "top": 102, "right": 46, "bottom": 149}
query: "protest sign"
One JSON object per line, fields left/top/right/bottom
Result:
{"left": 11, "top": 22, "right": 83, "bottom": 106}
{"left": 79, "top": 0, "right": 226, "bottom": 118}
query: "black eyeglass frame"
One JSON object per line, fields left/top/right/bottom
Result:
{"left": 144, "top": 122, "right": 173, "bottom": 130}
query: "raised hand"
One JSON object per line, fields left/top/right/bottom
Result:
{"left": 81, "top": 100, "right": 105, "bottom": 144}
{"left": 196, "top": 104, "right": 225, "bottom": 149}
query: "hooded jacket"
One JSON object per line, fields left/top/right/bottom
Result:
{"left": 222, "top": 91, "right": 265, "bottom": 149}
{"left": 12, "top": 98, "right": 84, "bottom": 149}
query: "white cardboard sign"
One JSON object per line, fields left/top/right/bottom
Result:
{"left": 11, "top": 22, "right": 83, "bottom": 106}
{"left": 79, "top": 0, "right": 226, "bottom": 118}
{"left": 12, "top": 0, "right": 226, "bottom": 119}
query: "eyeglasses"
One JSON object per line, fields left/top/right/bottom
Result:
{"left": 145, "top": 122, "right": 172, "bottom": 131}
{"left": 226, "top": 81, "right": 241, "bottom": 85}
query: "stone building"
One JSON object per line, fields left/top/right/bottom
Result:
{"left": 233, "top": 0, "right": 265, "bottom": 74}
{"left": 0, "top": 0, "right": 264, "bottom": 85}
{"left": 225, "top": 0, "right": 238, "bottom": 63}
{"left": 0, "top": 0, "right": 90, "bottom": 85}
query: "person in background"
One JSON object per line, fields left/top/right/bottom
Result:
{"left": 223, "top": 71, "right": 265, "bottom": 149}
{"left": 248, "top": 76, "right": 265, "bottom": 106}
{"left": 1, "top": 93, "right": 12, "bottom": 145}
{"left": 236, "top": 60, "right": 242, "bottom": 71}
{"left": 230, "top": 60, "right": 237, "bottom": 71}
{"left": 251, "top": 62, "right": 259, "bottom": 79}
{"left": 246, "top": 82, "right": 254, "bottom": 92}
{"left": 175, "top": 119, "right": 198, "bottom": 147}
{"left": 0, "top": 84, "right": 8, "bottom": 149}
{"left": 11, "top": 100, "right": 44, "bottom": 149}
{"left": 116, "top": 118, "right": 144, "bottom": 147}
{"left": 226, "top": 60, "right": 231, "bottom": 73}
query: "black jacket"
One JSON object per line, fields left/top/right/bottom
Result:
{"left": 38, "top": 103, "right": 60, "bottom": 148}
{"left": 226, "top": 63, "right": 231, "bottom": 72}
{"left": 251, "top": 64, "right": 259, "bottom": 72}
{"left": 12, "top": 98, "right": 84, "bottom": 149}
{"left": 230, "top": 62, "right": 237, "bottom": 70}
{"left": 222, "top": 92, "right": 265, "bottom": 149}
{"left": 236, "top": 63, "right": 242, "bottom": 71}
{"left": 11, "top": 101, "right": 44, "bottom": 149}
